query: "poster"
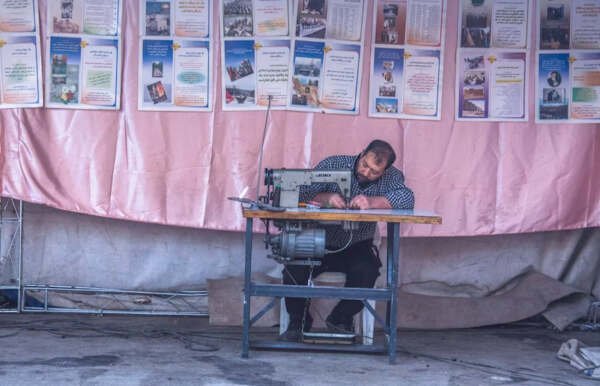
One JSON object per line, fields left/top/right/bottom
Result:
{"left": 46, "top": 36, "right": 121, "bottom": 109}
{"left": 143, "top": 0, "right": 172, "bottom": 36}
{"left": 491, "top": 0, "right": 529, "bottom": 49}
{"left": 174, "top": 0, "right": 210, "bottom": 37}
{"left": 536, "top": 52, "right": 600, "bottom": 122}
{"left": 48, "top": 0, "right": 120, "bottom": 36}
{"left": 405, "top": 0, "right": 443, "bottom": 46}
{"left": 223, "top": 38, "right": 290, "bottom": 110}
{"left": 456, "top": 0, "right": 530, "bottom": 121}
{"left": 142, "top": 0, "right": 211, "bottom": 38}
{"left": 0, "top": 0, "right": 43, "bottom": 108}
{"left": 369, "top": 0, "right": 445, "bottom": 119}
{"left": 0, "top": 35, "right": 42, "bottom": 107}
{"left": 0, "top": 0, "right": 36, "bottom": 33}
{"left": 295, "top": 0, "right": 366, "bottom": 41}
{"left": 571, "top": 0, "right": 600, "bottom": 49}
{"left": 570, "top": 52, "right": 600, "bottom": 119}
{"left": 536, "top": 52, "right": 569, "bottom": 121}
{"left": 222, "top": 0, "right": 289, "bottom": 38}
{"left": 374, "top": 0, "right": 407, "bottom": 45}
{"left": 369, "top": 47, "right": 441, "bottom": 118}
{"left": 457, "top": 50, "right": 526, "bottom": 120}
{"left": 538, "top": 0, "right": 570, "bottom": 49}
{"left": 139, "top": 38, "right": 211, "bottom": 110}
{"left": 289, "top": 40, "right": 361, "bottom": 114}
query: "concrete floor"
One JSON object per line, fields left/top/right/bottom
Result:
{"left": 0, "top": 313, "right": 598, "bottom": 385}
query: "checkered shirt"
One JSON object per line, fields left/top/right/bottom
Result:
{"left": 299, "top": 154, "right": 414, "bottom": 249}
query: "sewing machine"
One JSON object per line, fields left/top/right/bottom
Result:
{"left": 260, "top": 168, "right": 353, "bottom": 266}
{"left": 263, "top": 168, "right": 352, "bottom": 208}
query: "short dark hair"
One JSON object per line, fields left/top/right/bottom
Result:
{"left": 363, "top": 139, "right": 396, "bottom": 168}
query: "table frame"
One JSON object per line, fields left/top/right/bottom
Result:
{"left": 240, "top": 208, "right": 441, "bottom": 364}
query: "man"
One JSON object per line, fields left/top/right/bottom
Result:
{"left": 281, "top": 139, "right": 414, "bottom": 341}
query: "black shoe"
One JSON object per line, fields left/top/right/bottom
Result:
{"left": 279, "top": 314, "right": 313, "bottom": 342}
{"left": 325, "top": 313, "right": 354, "bottom": 334}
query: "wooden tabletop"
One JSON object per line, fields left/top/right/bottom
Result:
{"left": 242, "top": 207, "right": 442, "bottom": 224}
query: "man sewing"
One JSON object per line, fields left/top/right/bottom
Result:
{"left": 281, "top": 139, "right": 414, "bottom": 341}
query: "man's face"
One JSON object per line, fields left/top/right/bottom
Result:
{"left": 355, "top": 151, "right": 387, "bottom": 184}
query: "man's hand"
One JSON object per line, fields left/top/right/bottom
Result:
{"left": 349, "top": 195, "right": 371, "bottom": 210}
{"left": 350, "top": 195, "right": 392, "bottom": 210}
{"left": 313, "top": 193, "right": 347, "bottom": 208}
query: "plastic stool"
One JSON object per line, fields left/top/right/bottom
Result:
{"left": 279, "top": 272, "right": 376, "bottom": 345}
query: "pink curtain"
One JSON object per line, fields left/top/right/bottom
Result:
{"left": 1, "top": 1, "right": 598, "bottom": 236}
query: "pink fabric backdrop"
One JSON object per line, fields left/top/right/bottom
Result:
{"left": 0, "top": 1, "right": 598, "bottom": 236}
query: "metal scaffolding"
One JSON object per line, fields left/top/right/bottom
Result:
{"left": 0, "top": 198, "right": 22, "bottom": 313}
{"left": 0, "top": 198, "right": 208, "bottom": 316}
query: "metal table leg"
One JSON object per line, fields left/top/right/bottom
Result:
{"left": 241, "top": 218, "right": 253, "bottom": 358}
{"left": 387, "top": 222, "right": 400, "bottom": 364}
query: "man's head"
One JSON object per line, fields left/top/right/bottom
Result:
{"left": 355, "top": 140, "right": 396, "bottom": 184}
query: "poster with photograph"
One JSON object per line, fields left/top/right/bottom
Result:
{"left": 369, "top": 47, "right": 441, "bottom": 119}
{"left": 142, "top": 0, "right": 172, "bottom": 36}
{"left": 369, "top": 47, "right": 404, "bottom": 115}
{"left": 0, "top": 0, "right": 36, "bottom": 33}
{"left": 570, "top": 52, "right": 600, "bottom": 120}
{"left": 295, "top": 0, "right": 366, "bottom": 42}
{"left": 374, "top": 0, "right": 406, "bottom": 46}
{"left": 222, "top": 0, "right": 289, "bottom": 38}
{"left": 48, "top": 0, "right": 121, "bottom": 36}
{"left": 460, "top": 0, "right": 492, "bottom": 48}
{"left": 139, "top": 38, "right": 211, "bottom": 110}
{"left": 46, "top": 36, "right": 121, "bottom": 109}
{"left": 47, "top": 36, "right": 82, "bottom": 105}
{"left": 457, "top": 50, "right": 526, "bottom": 120}
{"left": 369, "top": 0, "right": 445, "bottom": 119}
{"left": 536, "top": 52, "right": 569, "bottom": 121}
{"left": 289, "top": 40, "right": 361, "bottom": 114}
{"left": 223, "top": 39, "right": 289, "bottom": 110}
{"left": 538, "top": 0, "right": 570, "bottom": 49}
{"left": 174, "top": 0, "right": 211, "bottom": 38}
{"left": 0, "top": 34, "right": 43, "bottom": 107}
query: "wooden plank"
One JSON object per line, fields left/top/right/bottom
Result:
{"left": 242, "top": 208, "right": 442, "bottom": 224}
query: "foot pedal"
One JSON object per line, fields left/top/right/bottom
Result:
{"left": 301, "top": 331, "right": 356, "bottom": 345}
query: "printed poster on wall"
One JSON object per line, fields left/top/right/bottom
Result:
{"left": 535, "top": 0, "right": 600, "bottom": 122}
{"left": 456, "top": 0, "right": 530, "bottom": 121}
{"left": 288, "top": 40, "right": 361, "bottom": 114}
{"left": 538, "top": 0, "right": 600, "bottom": 50}
{"left": 0, "top": 0, "right": 43, "bottom": 108}
{"left": 457, "top": 50, "right": 526, "bottom": 120}
{"left": 46, "top": 36, "right": 120, "bottom": 108}
{"left": 536, "top": 52, "right": 600, "bottom": 122}
{"left": 220, "top": 0, "right": 291, "bottom": 110}
{"left": 0, "top": 34, "right": 43, "bottom": 108}
{"left": 139, "top": 1, "right": 212, "bottom": 111}
{"left": 141, "top": 0, "right": 211, "bottom": 38}
{"left": 295, "top": 0, "right": 365, "bottom": 41}
{"left": 45, "top": 0, "right": 123, "bottom": 109}
{"left": 48, "top": 0, "right": 121, "bottom": 36}
{"left": 0, "top": 0, "right": 36, "bottom": 32}
{"left": 222, "top": 39, "right": 290, "bottom": 110}
{"left": 368, "top": 0, "right": 445, "bottom": 120}
{"left": 138, "top": 38, "right": 211, "bottom": 110}
{"left": 288, "top": 0, "right": 367, "bottom": 114}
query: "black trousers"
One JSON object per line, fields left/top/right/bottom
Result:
{"left": 282, "top": 239, "right": 381, "bottom": 320}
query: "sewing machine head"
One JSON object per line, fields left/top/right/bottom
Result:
{"left": 263, "top": 168, "right": 352, "bottom": 208}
